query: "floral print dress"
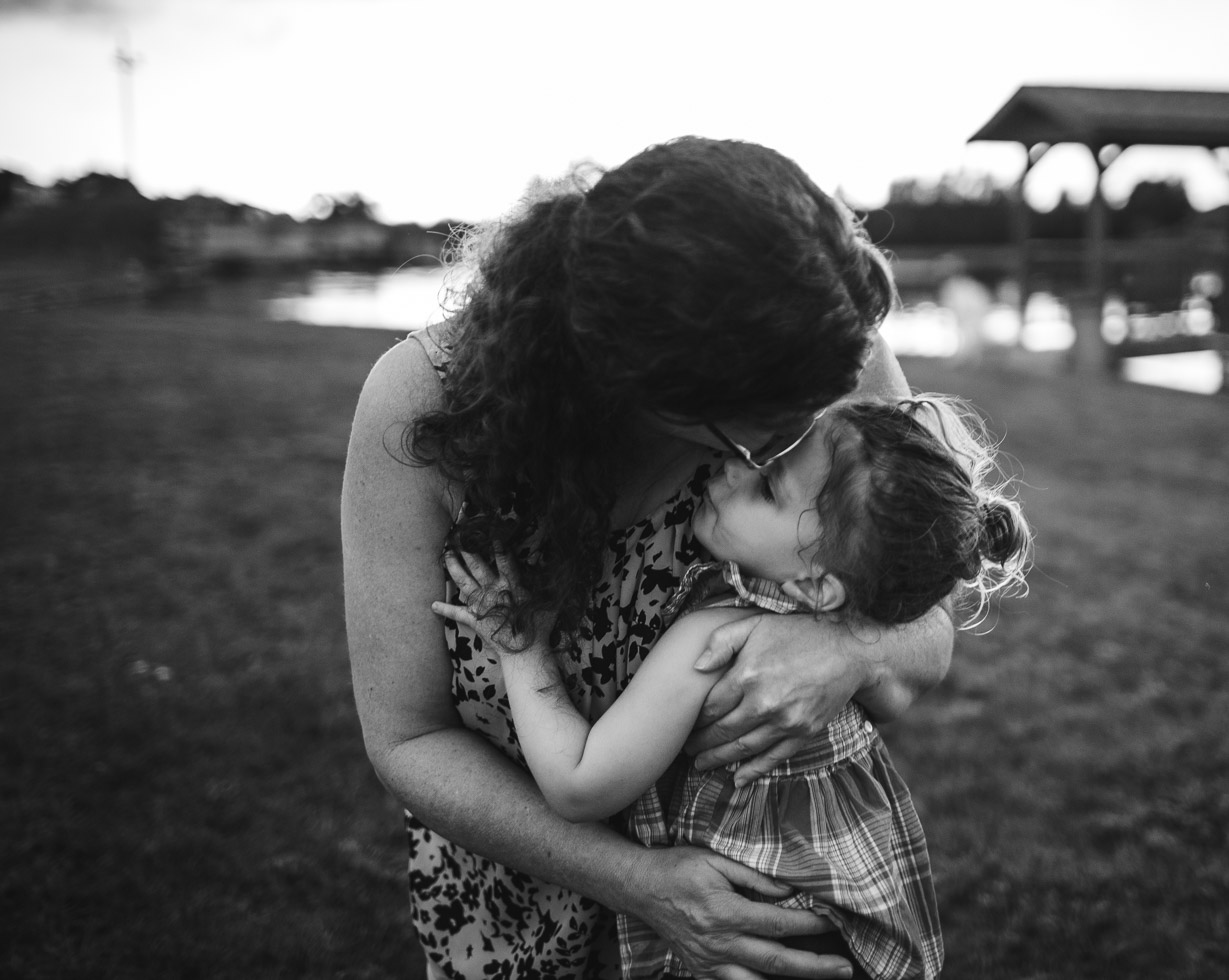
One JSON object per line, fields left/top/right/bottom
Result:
{"left": 407, "top": 326, "right": 710, "bottom": 979}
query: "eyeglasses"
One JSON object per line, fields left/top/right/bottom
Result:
{"left": 705, "top": 411, "right": 825, "bottom": 470}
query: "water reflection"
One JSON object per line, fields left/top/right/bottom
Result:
{"left": 266, "top": 268, "right": 1223, "bottom": 394}
{"left": 266, "top": 267, "right": 457, "bottom": 332}
{"left": 882, "top": 292, "right": 1078, "bottom": 357}
{"left": 1122, "top": 351, "right": 1224, "bottom": 394}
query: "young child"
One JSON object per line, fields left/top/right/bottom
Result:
{"left": 433, "top": 395, "right": 1030, "bottom": 980}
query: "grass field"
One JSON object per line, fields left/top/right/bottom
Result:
{"left": 2, "top": 303, "right": 1226, "bottom": 979}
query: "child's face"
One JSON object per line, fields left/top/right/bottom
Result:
{"left": 692, "top": 426, "right": 833, "bottom": 582}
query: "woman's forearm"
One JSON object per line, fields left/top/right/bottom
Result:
{"left": 374, "top": 710, "right": 851, "bottom": 980}
{"left": 687, "top": 603, "right": 954, "bottom": 775}
{"left": 371, "top": 723, "right": 645, "bottom": 913}
{"left": 376, "top": 726, "right": 850, "bottom": 978}
{"left": 854, "top": 602, "right": 953, "bottom": 722}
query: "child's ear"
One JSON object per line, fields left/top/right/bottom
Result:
{"left": 782, "top": 573, "right": 846, "bottom": 613}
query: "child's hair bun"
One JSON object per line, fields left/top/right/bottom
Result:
{"left": 978, "top": 498, "right": 1027, "bottom": 566}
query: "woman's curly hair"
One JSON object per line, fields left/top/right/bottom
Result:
{"left": 408, "top": 136, "right": 897, "bottom": 636}
{"left": 809, "top": 395, "right": 1031, "bottom": 629}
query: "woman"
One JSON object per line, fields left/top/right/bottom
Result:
{"left": 341, "top": 137, "right": 953, "bottom": 979}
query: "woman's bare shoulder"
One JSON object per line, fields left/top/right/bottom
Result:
{"left": 851, "top": 330, "right": 910, "bottom": 402}
{"left": 357, "top": 333, "right": 446, "bottom": 420}
{"left": 345, "top": 333, "right": 455, "bottom": 520}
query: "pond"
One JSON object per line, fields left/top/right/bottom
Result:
{"left": 263, "top": 268, "right": 1224, "bottom": 396}
{"left": 265, "top": 267, "right": 459, "bottom": 332}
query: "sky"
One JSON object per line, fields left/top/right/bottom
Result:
{"left": 2, "top": 0, "right": 1229, "bottom": 224}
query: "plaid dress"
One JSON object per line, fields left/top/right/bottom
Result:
{"left": 620, "top": 561, "right": 944, "bottom": 980}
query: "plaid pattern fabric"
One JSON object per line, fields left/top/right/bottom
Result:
{"left": 620, "top": 561, "right": 944, "bottom": 980}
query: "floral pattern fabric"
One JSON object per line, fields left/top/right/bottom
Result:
{"left": 406, "top": 325, "right": 710, "bottom": 979}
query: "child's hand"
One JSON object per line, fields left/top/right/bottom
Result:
{"left": 432, "top": 548, "right": 552, "bottom": 654}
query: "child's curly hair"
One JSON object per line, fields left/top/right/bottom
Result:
{"left": 811, "top": 395, "right": 1031, "bottom": 628}
{"left": 408, "top": 137, "right": 896, "bottom": 637}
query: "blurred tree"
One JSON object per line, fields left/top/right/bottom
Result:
{"left": 887, "top": 171, "right": 1009, "bottom": 206}
{"left": 0, "top": 170, "right": 26, "bottom": 214}
{"left": 178, "top": 193, "right": 251, "bottom": 224}
{"left": 310, "top": 192, "right": 378, "bottom": 223}
{"left": 0, "top": 170, "right": 159, "bottom": 265}
{"left": 865, "top": 171, "right": 1201, "bottom": 247}
{"left": 862, "top": 171, "right": 1012, "bottom": 246}
{"left": 1114, "top": 179, "right": 1193, "bottom": 236}
{"left": 52, "top": 172, "right": 144, "bottom": 203}
{"left": 1029, "top": 192, "right": 1085, "bottom": 240}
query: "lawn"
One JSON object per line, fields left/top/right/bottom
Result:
{"left": 1, "top": 303, "right": 1226, "bottom": 979}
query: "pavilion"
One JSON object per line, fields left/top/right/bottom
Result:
{"left": 969, "top": 85, "right": 1229, "bottom": 375}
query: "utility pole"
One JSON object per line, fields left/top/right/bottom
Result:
{"left": 115, "top": 31, "right": 139, "bottom": 183}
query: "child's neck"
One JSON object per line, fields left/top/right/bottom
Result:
{"left": 695, "top": 548, "right": 782, "bottom": 587}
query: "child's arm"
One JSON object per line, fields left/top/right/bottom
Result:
{"left": 433, "top": 550, "right": 753, "bottom": 822}
{"left": 502, "top": 610, "right": 742, "bottom": 821}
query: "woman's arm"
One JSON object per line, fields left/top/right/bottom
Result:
{"left": 686, "top": 606, "right": 953, "bottom": 782}
{"left": 434, "top": 554, "right": 744, "bottom": 821}
{"left": 685, "top": 333, "right": 954, "bottom": 782}
{"left": 342, "top": 339, "right": 848, "bottom": 979}
{"left": 343, "top": 340, "right": 638, "bottom": 885}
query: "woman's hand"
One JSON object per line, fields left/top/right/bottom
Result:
{"left": 685, "top": 606, "right": 952, "bottom": 783}
{"left": 684, "top": 614, "right": 868, "bottom": 786}
{"left": 432, "top": 549, "right": 553, "bottom": 654}
{"left": 632, "top": 845, "right": 852, "bottom": 980}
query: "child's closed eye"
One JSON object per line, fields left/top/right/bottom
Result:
{"left": 758, "top": 473, "right": 775, "bottom": 502}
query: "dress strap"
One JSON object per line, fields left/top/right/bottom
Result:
{"left": 409, "top": 323, "right": 453, "bottom": 380}
{"left": 663, "top": 559, "right": 806, "bottom": 621}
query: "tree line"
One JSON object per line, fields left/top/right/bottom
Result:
{"left": 0, "top": 171, "right": 465, "bottom": 274}
{"left": 855, "top": 172, "right": 1218, "bottom": 246}
{"left": 1, "top": 167, "right": 1219, "bottom": 274}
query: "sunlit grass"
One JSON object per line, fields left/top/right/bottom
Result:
{"left": 893, "top": 355, "right": 1229, "bottom": 979}
{"left": 2, "top": 306, "right": 1225, "bottom": 978}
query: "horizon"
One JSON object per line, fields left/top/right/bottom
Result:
{"left": 11, "top": 162, "right": 1227, "bottom": 231}
{"left": 2, "top": 0, "right": 1229, "bottom": 225}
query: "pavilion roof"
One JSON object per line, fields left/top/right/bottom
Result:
{"left": 969, "top": 85, "right": 1229, "bottom": 149}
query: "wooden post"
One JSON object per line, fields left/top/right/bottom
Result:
{"left": 1212, "top": 146, "right": 1229, "bottom": 395}
{"left": 1069, "top": 145, "right": 1112, "bottom": 375}
{"left": 1011, "top": 143, "right": 1050, "bottom": 355}
{"left": 1011, "top": 147, "right": 1035, "bottom": 335}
